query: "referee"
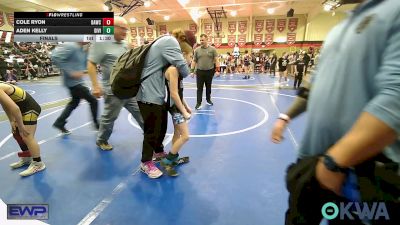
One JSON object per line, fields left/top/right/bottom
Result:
{"left": 191, "top": 34, "right": 219, "bottom": 110}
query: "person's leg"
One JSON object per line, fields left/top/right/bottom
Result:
{"left": 297, "top": 73, "right": 303, "bottom": 88}
{"left": 124, "top": 97, "right": 144, "bottom": 131}
{"left": 154, "top": 104, "right": 168, "bottom": 154}
{"left": 294, "top": 74, "right": 298, "bottom": 88}
{"left": 96, "top": 94, "right": 124, "bottom": 150}
{"left": 205, "top": 70, "right": 214, "bottom": 104}
{"left": 171, "top": 123, "right": 189, "bottom": 155}
{"left": 53, "top": 86, "right": 81, "bottom": 131}
{"left": 79, "top": 85, "right": 99, "bottom": 128}
{"left": 138, "top": 102, "right": 163, "bottom": 178}
{"left": 10, "top": 127, "right": 32, "bottom": 169}
{"left": 196, "top": 70, "right": 206, "bottom": 108}
{"left": 19, "top": 124, "right": 46, "bottom": 176}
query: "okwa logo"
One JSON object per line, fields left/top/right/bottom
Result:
{"left": 322, "top": 202, "right": 390, "bottom": 221}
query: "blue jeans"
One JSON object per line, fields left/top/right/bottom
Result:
{"left": 97, "top": 94, "right": 144, "bottom": 142}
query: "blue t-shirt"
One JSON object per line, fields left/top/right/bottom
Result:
{"left": 51, "top": 43, "right": 87, "bottom": 88}
{"left": 299, "top": 0, "right": 400, "bottom": 163}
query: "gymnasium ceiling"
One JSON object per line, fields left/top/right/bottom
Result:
{"left": 1, "top": 0, "right": 357, "bottom": 24}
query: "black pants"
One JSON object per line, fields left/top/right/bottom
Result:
{"left": 286, "top": 156, "right": 400, "bottom": 225}
{"left": 54, "top": 84, "right": 98, "bottom": 127}
{"left": 196, "top": 69, "right": 214, "bottom": 104}
{"left": 270, "top": 63, "right": 276, "bottom": 76}
{"left": 294, "top": 72, "right": 303, "bottom": 88}
{"left": 138, "top": 102, "right": 168, "bottom": 162}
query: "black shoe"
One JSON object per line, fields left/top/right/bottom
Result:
{"left": 195, "top": 103, "right": 202, "bottom": 110}
{"left": 53, "top": 123, "right": 71, "bottom": 135}
{"left": 206, "top": 100, "right": 213, "bottom": 106}
{"left": 242, "top": 76, "right": 247, "bottom": 79}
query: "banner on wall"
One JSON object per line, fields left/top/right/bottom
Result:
{"left": 287, "top": 33, "right": 296, "bottom": 45}
{"left": 238, "top": 34, "right": 246, "bottom": 47}
{"left": 146, "top": 27, "right": 153, "bottom": 37}
{"left": 265, "top": 33, "right": 274, "bottom": 46}
{"left": 0, "top": 12, "right": 4, "bottom": 27}
{"left": 265, "top": 19, "right": 275, "bottom": 33}
{"left": 214, "top": 22, "right": 222, "bottom": 32}
{"left": 227, "top": 35, "right": 236, "bottom": 47}
{"left": 214, "top": 37, "right": 222, "bottom": 48}
{"left": 207, "top": 36, "right": 212, "bottom": 43}
{"left": 204, "top": 23, "right": 212, "bottom": 35}
{"left": 159, "top": 24, "right": 167, "bottom": 35}
{"left": 228, "top": 21, "right": 236, "bottom": 34}
{"left": 238, "top": 21, "right": 247, "bottom": 33}
{"left": 254, "top": 34, "right": 263, "bottom": 47}
{"left": 288, "top": 18, "right": 298, "bottom": 32}
{"left": 147, "top": 37, "right": 154, "bottom": 42}
{"left": 255, "top": 20, "right": 264, "bottom": 33}
{"left": 277, "top": 19, "right": 286, "bottom": 32}
{"left": 189, "top": 23, "right": 197, "bottom": 34}
{"left": 130, "top": 27, "right": 137, "bottom": 37}
{"left": 6, "top": 13, "right": 14, "bottom": 27}
{"left": 131, "top": 38, "right": 138, "bottom": 47}
{"left": 0, "top": 31, "right": 13, "bottom": 43}
{"left": 138, "top": 27, "right": 145, "bottom": 37}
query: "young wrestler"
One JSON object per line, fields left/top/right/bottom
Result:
{"left": 0, "top": 81, "right": 45, "bottom": 176}
{"left": 160, "top": 31, "right": 193, "bottom": 176}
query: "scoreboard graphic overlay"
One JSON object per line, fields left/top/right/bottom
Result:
{"left": 14, "top": 12, "right": 114, "bottom": 42}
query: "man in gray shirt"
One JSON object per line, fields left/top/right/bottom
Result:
{"left": 87, "top": 17, "right": 144, "bottom": 151}
{"left": 191, "top": 34, "right": 219, "bottom": 110}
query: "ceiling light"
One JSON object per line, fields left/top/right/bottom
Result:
{"left": 267, "top": 8, "right": 275, "bottom": 14}
{"left": 322, "top": 0, "right": 342, "bottom": 11}
{"left": 190, "top": 8, "right": 201, "bottom": 19}
{"left": 129, "top": 17, "right": 136, "bottom": 23}
{"left": 324, "top": 4, "right": 333, "bottom": 11}
{"left": 178, "top": 0, "right": 189, "bottom": 6}
{"left": 144, "top": 1, "right": 151, "bottom": 7}
{"left": 230, "top": 10, "right": 237, "bottom": 17}
{"left": 164, "top": 15, "right": 170, "bottom": 21}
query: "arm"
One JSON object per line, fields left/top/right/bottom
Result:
{"left": 87, "top": 61, "right": 102, "bottom": 98}
{"left": 51, "top": 43, "right": 84, "bottom": 78}
{"left": 161, "top": 37, "right": 190, "bottom": 78}
{"left": 317, "top": 17, "right": 400, "bottom": 195}
{"left": 165, "top": 67, "right": 190, "bottom": 119}
{"left": 271, "top": 84, "right": 310, "bottom": 143}
{"left": 0, "top": 90, "right": 29, "bottom": 136}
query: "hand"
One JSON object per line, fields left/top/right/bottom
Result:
{"left": 11, "top": 121, "right": 17, "bottom": 133}
{"left": 92, "top": 85, "right": 103, "bottom": 98}
{"left": 18, "top": 124, "right": 30, "bottom": 137}
{"left": 315, "top": 158, "right": 346, "bottom": 196}
{"left": 185, "top": 106, "right": 192, "bottom": 114}
{"left": 183, "top": 112, "right": 191, "bottom": 120}
{"left": 271, "top": 119, "right": 287, "bottom": 143}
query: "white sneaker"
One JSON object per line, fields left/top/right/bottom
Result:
{"left": 140, "top": 161, "right": 163, "bottom": 178}
{"left": 10, "top": 157, "right": 32, "bottom": 169}
{"left": 33, "top": 77, "right": 38, "bottom": 81}
{"left": 19, "top": 161, "right": 46, "bottom": 177}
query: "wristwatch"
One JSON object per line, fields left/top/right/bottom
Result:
{"left": 322, "top": 154, "right": 349, "bottom": 174}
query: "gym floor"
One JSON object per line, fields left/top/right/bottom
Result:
{"left": 0, "top": 74, "right": 308, "bottom": 225}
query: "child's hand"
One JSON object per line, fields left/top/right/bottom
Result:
{"left": 185, "top": 106, "right": 192, "bottom": 114}
{"left": 183, "top": 112, "right": 191, "bottom": 120}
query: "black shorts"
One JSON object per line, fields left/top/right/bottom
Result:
{"left": 279, "top": 67, "right": 287, "bottom": 72}
{"left": 17, "top": 93, "right": 41, "bottom": 125}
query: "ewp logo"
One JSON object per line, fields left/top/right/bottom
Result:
{"left": 322, "top": 202, "right": 389, "bottom": 221}
{"left": 7, "top": 204, "right": 48, "bottom": 220}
